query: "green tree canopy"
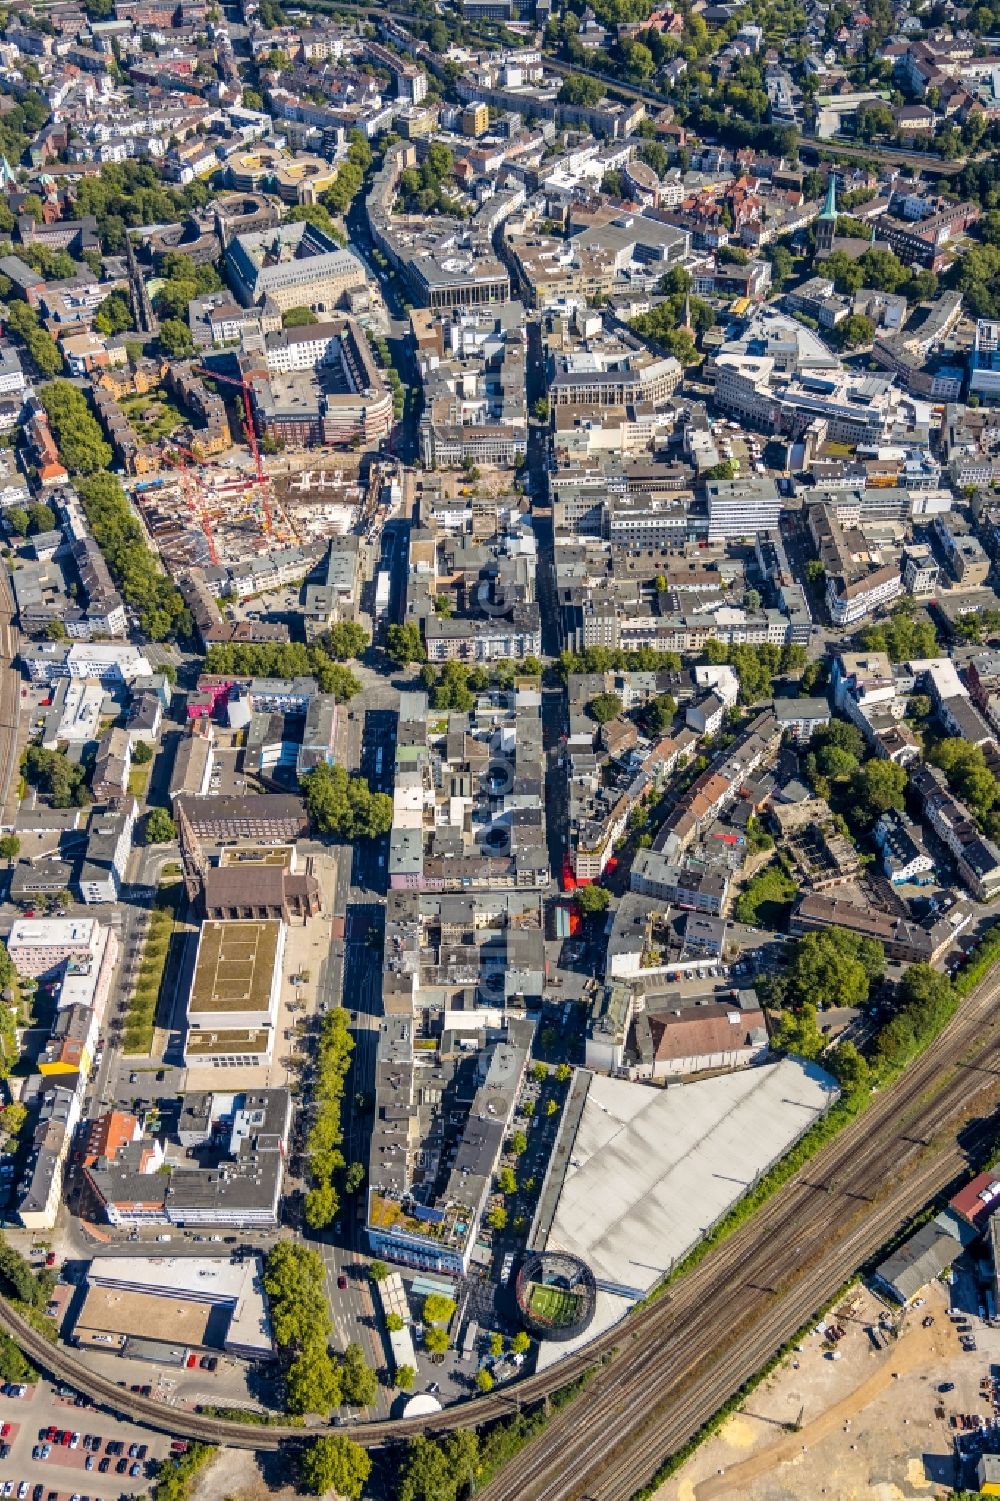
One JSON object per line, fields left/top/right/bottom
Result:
{"left": 575, "top": 884, "right": 611, "bottom": 916}
{"left": 782, "top": 926, "right": 885, "bottom": 1011}
{"left": 386, "top": 622, "right": 426, "bottom": 665}
{"left": 340, "top": 1342, "right": 378, "bottom": 1408}
{"left": 301, "top": 1435, "right": 371, "bottom": 1499}
{"left": 144, "top": 808, "right": 175, "bottom": 844}
{"left": 303, "top": 764, "right": 392, "bottom": 840}
{"left": 587, "top": 692, "right": 623, "bottom": 724}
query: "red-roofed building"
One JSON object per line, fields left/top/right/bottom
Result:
{"left": 948, "top": 1171, "right": 1000, "bottom": 1230}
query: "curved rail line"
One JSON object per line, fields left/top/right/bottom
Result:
{"left": 2, "top": 968, "right": 1000, "bottom": 1466}
{"left": 475, "top": 964, "right": 1000, "bottom": 1500}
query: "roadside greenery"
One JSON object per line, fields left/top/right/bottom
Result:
{"left": 263, "top": 1243, "right": 342, "bottom": 1415}
{"left": 397, "top": 1373, "right": 593, "bottom": 1500}
{"left": 418, "top": 659, "right": 542, "bottom": 713}
{"left": 385, "top": 622, "right": 427, "bottom": 665}
{"left": 78, "top": 471, "right": 190, "bottom": 641}
{"left": 301, "top": 1435, "right": 371, "bottom": 1498}
{"left": 303, "top": 1007, "right": 354, "bottom": 1229}
{"left": 203, "top": 642, "right": 361, "bottom": 699}
{"left": 149, "top": 1444, "right": 214, "bottom": 1501}
{"left": 2, "top": 301, "right": 61, "bottom": 378}
{"left": 122, "top": 873, "right": 182, "bottom": 1054}
{"left": 302, "top": 764, "right": 392, "bottom": 840}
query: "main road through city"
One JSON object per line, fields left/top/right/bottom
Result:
{"left": 4, "top": 951, "right": 1000, "bottom": 1485}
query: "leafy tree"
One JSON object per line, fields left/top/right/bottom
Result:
{"left": 489, "top": 1332, "right": 504, "bottom": 1358}
{"left": 511, "top": 1331, "right": 530, "bottom": 1355}
{"left": 131, "top": 740, "right": 153, "bottom": 765}
{"left": 587, "top": 692, "right": 623, "bottom": 725}
{"left": 145, "top": 808, "right": 176, "bottom": 844}
{"left": 420, "top": 660, "right": 475, "bottom": 712}
{"left": 0, "top": 837, "right": 19, "bottom": 860}
{"left": 782, "top": 926, "right": 885, "bottom": 1011}
{"left": 476, "top": 1369, "right": 495, "bottom": 1393}
{"left": 303, "top": 764, "right": 392, "bottom": 839}
{"left": 340, "top": 1342, "right": 378, "bottom": 1408}
{"left": 26, "top": 502, "right": 56, "bottom": 536}
{"left": 423, "top": 1292, "right": 456, "bottom": 1325}
{"left": 304, "top": 1182, "right": 339, "bottom": 1230}
{"left": 344, "top": 1160, "right": 365, "bottom": 1194}
{"left": 486, "top": 1204, "right": 507, "bottom": 1231}
{"left": 24, "top": 746, "right": 91, "bottom": 809}
{"left": 2, "top": 298, "right": 60, "bottom": 376}
{"left": 94, "top": 289, "right": 133, "bottom": 337}
{"left": 264, "top": 1242, "right": 332, "bottom": 1353}
{"left": 509, "top": 1129, "right": 527, "bottom": 1156}
{"left": 323, "top": 622, "right": 369, "bottom": 660}
{"left": 575, "top": 884, "right": 610, "bottom": 916}
{"left": 545, "top": 1098, "right": 559, "bottom": 1117}
{"left": 848, "top": 759, "right": 907, "bottom": 825}
{"left": 497, "top": 1166, "right": 517, "bottom": 1195}
{"left": 858, "top": 608, "right": 937, "bottom": 663}
{"left": 286, "top": 1347, "right": 342, "bottom": 1416}
{"left": 158, "top": 318, "right": 195, "bottom": 359}
{"left": 399, "top": 1437, "right": 471, "bottom": 1501}
{"left": 40, "top": 382, "right": 111, "bottom": 475}
{"left": 395, "top": 1364, "right": 415, "bottom": 1391}
{"left": 555, "top": 1062, "right": 573, "bottom": 1083}
{"left": 282, "top": 306, "right": 319, "bottom": 329}
{"left": 557, "top": 73, "right": 603, "bottom": 107}
{"left": 301, "top": 1436, "right": 371, "bottom": 1499}
{"left": 929, "top": 738, "right": 998, "bottom": 816}
{"left": 424, "top": 1325, "right": 450, "bottom": 1356}
{"left": 386, "top": 1312, "right": 404, "bottom": 1332}
{"left": 386, "top": 622, "right": 426, "bottom": 665}
{"left": 4, "top": 507, "right": 27, "bottom": 537}
{"left": 839, "top": 313, "right": 874, "bottom": 348}
{"left": 369, "top": 1260, "right": 389, "bottom": 1282}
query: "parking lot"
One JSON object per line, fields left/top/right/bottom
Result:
{"left": 0, "top": 1380, "right": 171, "bottom": 1501}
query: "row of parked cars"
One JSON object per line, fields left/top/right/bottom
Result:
{"left": 29, "top": 1432, "right": 146, "bottom": 1479}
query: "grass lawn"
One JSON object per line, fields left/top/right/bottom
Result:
{"left": 734, "top": 861, "right": 799, "bottom": 928}
{"left": 121, "top": 388, "right": 186, "bottom": 443}
{"left": 527, "top": 1283, "right": 581, "bottom": 1328}
{"left": 122, "top": 874, "right": 182, "bottom": 1055}
{"left": 127, "top": 763, "right": 150, "bottom": 798}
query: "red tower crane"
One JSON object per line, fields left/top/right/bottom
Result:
{"left": 192, "top": 368, "right": 273, "bottom": 535}
{"left": 162, "top": 441, "right": 219, "bottom": 568}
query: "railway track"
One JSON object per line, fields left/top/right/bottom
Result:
{"left": 475, "top": 967, "right": 1000, "bottom": 1501}
{"left": 0, "top": 966, "right": 999, "bottom": 1468}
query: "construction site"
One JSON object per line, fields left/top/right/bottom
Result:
{"left": 127, "top": 443, "right": 391, "bottom": 579}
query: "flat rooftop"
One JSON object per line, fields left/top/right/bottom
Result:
{"left": 75, "top": 1285, "right": 214, "bottom": 1349}
{"left": 84, "top": 1254, "right": 273, "bottom": 1355}
{"left": 183, "top": 1028, "right": 271, "bottom": 1055}
{"left": 189, "top": 919, "right": 280, "bottom": 1015}
{"left": 537, "top": 1059, "right": 838, "bottom": 1365}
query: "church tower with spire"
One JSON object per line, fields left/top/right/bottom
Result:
{"left": 815, "top": 172, "right": 837, "bottom": 260}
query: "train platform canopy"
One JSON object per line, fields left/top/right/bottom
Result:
{"left": 536, "top": 1058, "right": 839, "bottom": 1370}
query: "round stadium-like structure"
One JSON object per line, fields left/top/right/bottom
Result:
{"left": 514, "top": 1251, "right": 597, "bottom": 1343}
